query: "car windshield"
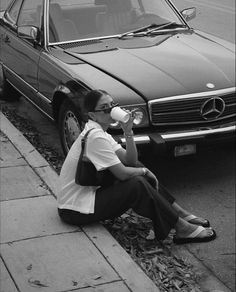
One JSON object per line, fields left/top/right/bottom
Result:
{"left": 48, "top": 0, "right": 184, "bottom": 43}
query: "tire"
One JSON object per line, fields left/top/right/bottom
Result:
{"left": 0, "top": 65, "right": 21, "bottom": 101}
{"left": 58, "top": 99, "right": 84, "bottom": 155}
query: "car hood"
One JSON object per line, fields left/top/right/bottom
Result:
{"left": 65, "top": 32, "right": 235, "bottom": 100}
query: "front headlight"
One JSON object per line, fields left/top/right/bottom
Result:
{"left": 132, "top": 108, "right": 144, "bottom": 125}
{"left": 109, "top": 105, "right": 148, "bottom": 129}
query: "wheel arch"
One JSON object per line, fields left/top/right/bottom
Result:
{"left": 52, "top": 80, "right": 89, "bottom": 123}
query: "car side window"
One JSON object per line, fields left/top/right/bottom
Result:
{"left": 17, "top": 0, "right": 43, "bottom": 28}
{"left": 6, "top": 0, "right": 23, "bottom": 25}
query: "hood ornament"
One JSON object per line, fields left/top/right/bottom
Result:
{"left": 206, "top": 83, "right": 215, "bottom": 89}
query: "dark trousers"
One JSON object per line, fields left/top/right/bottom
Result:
{"left": 58, "top": 176, "right": 179, "bottom": 240}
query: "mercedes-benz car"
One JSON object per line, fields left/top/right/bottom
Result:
{"left": 0, "top": 0, "right": 235, "bottom": 156}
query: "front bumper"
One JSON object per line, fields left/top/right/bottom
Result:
{"left": 116, "top": 124, "right": 236, "bottom": 155}
{"left": 119, "top": 125, "right": 236, "bottom": 144}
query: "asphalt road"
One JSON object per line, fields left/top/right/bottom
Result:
{"left": 1, "top": 1, "right": 235, "bottom": 291}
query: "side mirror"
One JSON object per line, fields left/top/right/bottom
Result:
{"left": 17, "top": 26, "right": 39, "bottom": 41}
{"left": 180, "top": 7, "right": 196, "bottom": 22}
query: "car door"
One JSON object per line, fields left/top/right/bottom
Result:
{"left": 1, "top": 0, "right": 43, "bottom": 102}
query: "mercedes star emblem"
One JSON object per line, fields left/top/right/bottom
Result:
{"left": 200, "top": 97, "right": 225, "bottom": 120}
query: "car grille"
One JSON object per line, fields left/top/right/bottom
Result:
{"left": 149, "top": 90, "right": 236, "bottom": 125}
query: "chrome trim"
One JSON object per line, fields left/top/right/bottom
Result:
{"left": 44, "top": 0, "right": 49, "bottom": 48}
{"left": 120, "top": 136, "right": 150, "bottom": 144}
{"left": 166, "top": 0, "right": 190, "bottom": 27}
{"left": 120, "top": 103, "right": 146, "bottom": 108}
{"left": 200, "top": 97, "right": 225, "bottom": 120}
{"left": 7, "top": 80, "right": 54, "bottom": 121}
{"left": 149, "top": 113, "right": 236, "bottom": 126}
{"left": 161, "top": 125, "right": 235, "bottom": 140}
{"left": 148, "top": 87, "right": 235, "bottom": 105}
{"left": 21, "top": 94, "right": 54, "bottom": 121}
{"left": 4, "top": 65, "right": 52, "bottom": 104}
{"left": 37, "top": 91, "right": 52, "bottom": 104}
{"left": 148, "top": 87, "right": 235, "bottom": 125}
{"left": 119, "top": 125, "right": 236, "bottom": 144}
{"left": 47, "top": 28, "right": 187, "bottom": 46}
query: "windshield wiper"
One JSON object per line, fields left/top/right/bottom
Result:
{"left": 119, "top": 24, "right": 158, "bottom": 39}
{"left": 119, "top": 22, "right": 187, "bottom": 39}
{"left": 144, "top": 22, "right": 187, "bottom": 35}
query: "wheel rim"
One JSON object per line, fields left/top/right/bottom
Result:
{"left": 63, "top": 110, "right": 81, "bottom": 152}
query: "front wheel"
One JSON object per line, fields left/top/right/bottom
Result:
{"left": 58, "top": 99, "right": 84, "bottom": 155}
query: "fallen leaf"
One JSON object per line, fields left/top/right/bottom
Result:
{"left": 72, "top": 281, "right": 78, "bottom": 286}
{"left": 144, "top": 248, "right": 163, "bottom": 255}
{"left": 26, "top": 264, "right": 32, "bottom": 270}
{"left": 28, "top": 278, "right": 49, "bottom": 287}
{"left": 146, "top": 230, "right": 155, "bottom": 240}
{"left": 92, "top": 275, "right": 102, "bottom": 280}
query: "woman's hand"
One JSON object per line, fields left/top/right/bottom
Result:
{"left": 119, "top": 110, "right": 136, "bottom": 134}
{"left": 145, "top": 168, "right": 159, "bottom": 190}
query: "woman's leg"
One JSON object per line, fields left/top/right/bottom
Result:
{"left": 59, "top": 176, "right": 179, "bottom": 240}
{"left": 158, "top": 183, "right": 210, "bottom": 227}
{"left": 59, "top": 176, "right": 215, "bottom": 242}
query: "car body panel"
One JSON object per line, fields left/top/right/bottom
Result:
{"left": 1, "top": 31, "right": 41, "bottom": 99}
{"left": 65, "top": 33, "right": 234, "bottom": 99}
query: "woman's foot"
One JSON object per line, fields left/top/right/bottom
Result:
{"left": 172, "top": 202, "right": 210, "bottom": 227}
{"left": 183, "top": 214, "right": 210, "bottom": 227}
{"left": 174, "top": 225, "right": 216, "bottom": 244}
{"left": 174, "top": 218, "right": 216, "bottom": 244}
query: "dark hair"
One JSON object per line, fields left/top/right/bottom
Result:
{"left": 83, "top": 89, "right": 109, "bottom": 113}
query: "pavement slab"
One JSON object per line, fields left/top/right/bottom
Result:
{"left": 0, "top": 196, "right": 79, "bottom": 243}
{"left": 0, "top": 113, "right": 48, "bottom": 168}
{"left": 0, "top": 258, "right": 18, "bottom": 292}
{"left": 0, "top": 133, "right": 27, "bottom": 167}
{"left": 0, "top": 165, "right": 51, "bottom": 201}
{"left": 1, "top": 233, "right": 120, "bottom": 292}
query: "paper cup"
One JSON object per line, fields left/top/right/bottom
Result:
{"left": 110, "top": 107, "right": 130, "bottom": 123}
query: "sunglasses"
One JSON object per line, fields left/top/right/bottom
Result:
{"left": 93, "top": 103, "right": 119, "bottom": 114}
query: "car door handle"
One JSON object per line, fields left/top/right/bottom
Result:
{"left": 4, "top": 35, "right": 10, "bottom": 43}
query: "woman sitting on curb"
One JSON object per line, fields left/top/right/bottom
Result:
{"left": 57, "top": 89, "right": 216, "bottom": 244}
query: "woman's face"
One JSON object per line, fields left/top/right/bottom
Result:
{"left": 90, "top": 93, "right": 116, "bottom": 127}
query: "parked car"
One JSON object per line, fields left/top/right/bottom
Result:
{"left": 0, "top": 0, "right": 235, "bottom": 156}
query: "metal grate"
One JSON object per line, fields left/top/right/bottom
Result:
{"left": 150, "top": 92, "right": 236, "bottom": 125}
{"left": 57, "top": 39, "right": 102, "bottom": 50}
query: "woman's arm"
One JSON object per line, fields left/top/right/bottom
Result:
{"left": 108, "top": 162, "right": 158, "bottom": 189}
{"left": 116, "top": 112, "right": 138, "bottom": 166}
{"left": 116, "top": 132, "right": 138, "bottom": 166}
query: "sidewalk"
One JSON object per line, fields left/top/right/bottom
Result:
{"left": 0, "top": 112, "right": 158, "bottom": 292}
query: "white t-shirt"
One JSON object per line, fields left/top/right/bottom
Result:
{"left": 57, "top": 120, "right": 122, "bottom": 214}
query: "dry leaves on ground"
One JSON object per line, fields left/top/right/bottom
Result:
{"left": 104, "top": 212, "right": 203, "bottom": 292}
